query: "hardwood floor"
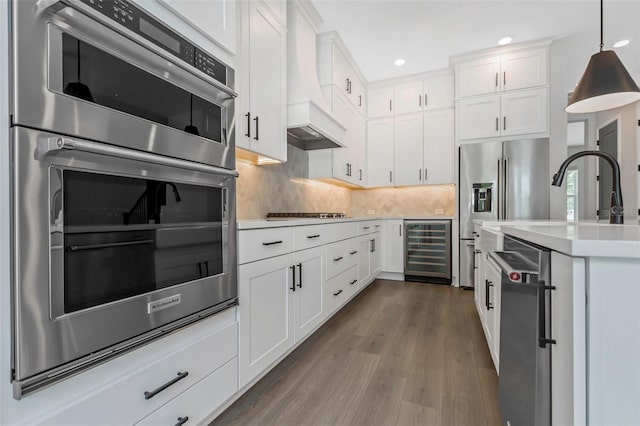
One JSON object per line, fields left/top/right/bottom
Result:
{"left": 212, "top": 280, "right": 502, "bottom": 426}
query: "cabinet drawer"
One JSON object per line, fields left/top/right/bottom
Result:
{"left": 325, "top": 265, "right": 358, "bottom": 315}
{"left": 326, "top": 222, "right": 358, "bottom": 243}
{"left": 358, "top": 221, "right": 382, "bottom": 235}
{"left": 293, "top": 224, "right": 327, "bottom": 251}
{"left": 137, "top": 358, "right": 238, "bottom": 426}
{"left": 238, "top": 228, "right": 293, "bottom": 264}
{"left": 41, "top": 321, "right": 238, "bottom": 426}
{"left": 326, "top": 238, "right": 358, "bottom": 279}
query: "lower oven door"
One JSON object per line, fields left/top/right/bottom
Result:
{"left": 11, "top": 126, "right": 238, "bottom": 397}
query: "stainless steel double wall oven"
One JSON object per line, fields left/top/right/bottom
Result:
{"left": 10, "top": 0, "right": 238, "bottom": 398}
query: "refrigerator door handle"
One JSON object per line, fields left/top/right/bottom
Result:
{"left": 497, "top": 158, "right": 502, "bottom": 220}
{"left": 504, "top": 157, "right": 510, "bottom": 219}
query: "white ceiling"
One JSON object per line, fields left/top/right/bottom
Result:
{"left": 311, "top": 0, "right": 640, "bottom": 82}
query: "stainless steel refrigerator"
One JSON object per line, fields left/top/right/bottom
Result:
{"left": 459, "top": 139, "right": 550, "bottom": 288}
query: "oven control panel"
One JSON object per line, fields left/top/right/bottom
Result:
{"left": 78, "top": 0, "right": 228, "bottom": 86}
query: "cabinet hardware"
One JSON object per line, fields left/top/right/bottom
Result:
{"left": 297, "top": 263, "right": 302, "bottom": 288}
{"left": 358, "top": 95, "right": 362, "bottom": 106}
{"left": 290, "top": 265, "right": 296, "bottom": 292}
{"left": 389, "top": 99, "right": 392, "bottom": 111}
{"left": 175, "top": 417, "right": 189, "bottom": 426}
{"left": 389, "top": 171, "right": 393, "bottom": 182}
{"left": 503, "top": 116, "right": 506, "bottom": 130}
{"left": 495, "top": 72, "right": 498, "bottom": 87}
{"left": 333, "top": 289, "right": 343, "bottom": 296}
{"left": 349, "top": 80, "right": 352, "bottom": 93}
{"left": 419, "top": 169, "right": 422, "bottom": 181}
{"left": 198, "top": 262, "right": 203, "bottom": 278}
{"left": 370, "top": 239, "right": 375, "bottom": 252}
{"left": 495, "top": 117, "right": 499, "bottom": 131}
{"left": 399, "top": 225, "right": 402, "bottom": 237}
{"left": 363, "top": 226, "right": 370, "bottom": 230}
{"left": 245, "top": 112, "right": 251, "bottom": 138}
{"left": 333, "top": 256, "right": 343, "bottom": 262}
{"left": 538, "top": 282, "right": 557, "bottom": 348}
{"left": 262, "top": 240, "right": 282, "bottom": 246}
{"left": 349, "top": 250, "right": 358, "bottom": 255}
{"left": 419, "top": 94, "right": 422, "bottom": 107}
{"left": 306, "top": 234, "right": 321, "bottom": 239}
{"left": 425, "top": 93, "right": 428, "bottom": 107}
{"left": 473, "top": 232, "right": 478, "bottom": 236}
{"left": 144, "top": 371, "right": 189, "bottom": 400}
{"left": 474, "top": 250, "right": 481, "bottom": 254}
{"left": 503, "top": 71, "right": 506, "bottom": 86}
{"left": 375, "top": 225, "right": 380, "bottom": 228}
{"left": 349, "top": 279, "right": 358, "bottom": 285}
{"left": 424, "top": 168, "right": 428, "bottom": 181}
{"left": 359, "top": 169, "right": 363, "bottom": 181}
{"left": 487, "top": 280, "right": 494, "bottom": 310}
{"left": 346, "top": 78, "right": 350, "bottom": 92}
{"left": 253, "top": 116, "right": 259, "bottom": 141}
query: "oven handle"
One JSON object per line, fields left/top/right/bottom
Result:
{"left": 36, "top": 136, "right": 239, "bottom": 178}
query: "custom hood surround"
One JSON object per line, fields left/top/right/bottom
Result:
{"left": 286, "top": 1, "right": 346, "bottom": 150}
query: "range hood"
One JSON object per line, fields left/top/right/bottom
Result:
{"left": 287, "top": 1, "right": 346, "bottom": 150}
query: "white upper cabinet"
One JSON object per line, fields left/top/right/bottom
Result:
{"left": 394, "top": 113, "right": 424, "bottom": 186}
{"left": 423, "top": 73, "right": 454, "bottom": 110}
{"left": 423, "top": 108, "right": 454, "bottom": 185}
{"left": 238, "top": 1, "right": 287, "bottom": 161}
{"left": 455, "top": 46, "right": 548, "bottom": 98}
{"left": 457, "top": 94, "right": 501, "bottom": 140}
{"left": 394, "top": 81, "right": 424, "bottom": 115}
{"left": 368, "top": 86, "right": 394, "bottom": 118}
{"left": 500, "top": 88, "right": 548, "bottom": 136}
{"left": 367, "top": 118, "right": 395, "bottom": 187}
{"left": 500, "top": 47, "right": 548, "bottom": 92}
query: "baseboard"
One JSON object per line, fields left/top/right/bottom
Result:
{"left": 376, "top": 272, "right": 405, "bottom": 281}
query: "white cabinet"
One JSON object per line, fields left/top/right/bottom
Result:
{"left": 423, "top": 73, "right": 454, "bottom": 110}
{"left": 394, "top": 113, "right": 424, "bottom": 186}
{"left": 370, "top": 233, "right": 382, "bottom": 277}
{"left": 394, "top": 80, "right": 424, "bottom": 115}
{"left": 382, "top": 220, "right": 404, "bottom": 273}
{"left": 483, "top": 257, "right": 501, "bottom": 370}
{"left": 156, "top": 0, "right": 237, "bottom": 54}
{"left": 293, "top": 247, "right": 326, "bottom": 342}
{"left": 457, "top": 88, "right": 547, "bottom": 140}
{"left": 238, "top": 253, "right": 294, "bottom": 387}
{"left": 455, "top": 47, "right": 547, "bottom": 98}
{"left": 368, "top": 86, "right": 394, "bottom": 118}
{"left": 423, "top": 108, "right": 455, "bottom": 184}
{"left": 357, "top": 236, "right": 372, "bottom": 285}
{"left": 367, "top": 118, "right": 395, "bottom": 187}
{"left": 237, "top": 1, "right": 287, "bottom": 161}
{"left": 261, "top": 0, "right": 286, "bottom": 27}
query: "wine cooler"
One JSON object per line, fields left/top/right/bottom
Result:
{"left": 404, "top": 220, "right": 452, "bottom": 282}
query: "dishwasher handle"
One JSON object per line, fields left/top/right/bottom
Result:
{"left": 488, "top": 250, "right": 538, "bottom": 283}
{"left": 538, "top": 281, "right": 557, "bottom": 348}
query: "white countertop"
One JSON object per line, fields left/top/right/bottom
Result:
{"left": 500, "top": 223, "right": 640, "bottom": 258}
{"left": 237, "top": 216, "right": 454, "bottom": 230}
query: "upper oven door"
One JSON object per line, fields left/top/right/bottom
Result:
{"left": 11, "top": 0, "right": 235, "bottom": 170}
{"left": 12, "top": 126, "right": 237, "bottom": 382}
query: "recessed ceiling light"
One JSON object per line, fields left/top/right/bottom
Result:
{"left": 394, "top": 59, "right": 406, "bottom": 66}
{"left": 613, "top": 39, "right": 630, "bottom": 48}
{"left": 498, "top": 37, "right": 512, "bottom": 46}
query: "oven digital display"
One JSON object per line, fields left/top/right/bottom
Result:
{"left": 139, "top": 17, "right": 181, "bottom": 54}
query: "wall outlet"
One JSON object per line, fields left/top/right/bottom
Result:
{"left": 435, "top": 209, "right": 444, "bottom": 215}
{"left": 367, "top": 209, "right": 375, "bottom": 215}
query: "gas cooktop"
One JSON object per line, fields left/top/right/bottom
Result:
{"left": 266, "top": 212, "right": 348, "bottom": 220}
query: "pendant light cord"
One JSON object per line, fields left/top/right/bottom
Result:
{"left": 600, "top": 0, "right": 604, "bottom": 51}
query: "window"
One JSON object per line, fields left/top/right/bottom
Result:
{"left": 566, "top": 168, "right": 578, "bottom": 221}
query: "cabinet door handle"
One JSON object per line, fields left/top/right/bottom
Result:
{"left": 253, "top": 116, "right": 259, "bottom": 141}
{"left": 487, "top": 280, "right": 494, "bottom": 310}
{"left": 419, "top": 94, "right": 422, "bottom": 107}
{"left": 370, "top": 239, "right": 375, "bottom": 253}
{"left": 306, "top": 234, "right": 321, "bottom": 239}
{"left": 346, "top": 78, "right": 350, "bottom": 92}
{"left": 503, "top": 71, "right": 506, "bottom": 86}
{"left": 333, "top": 256, "right": 343, "bottom": 262}
{"left": 358, "top": 95, "right": 362, "bottom": 106}
{"left": 424, "top": 93, "right": 428, "bottom": 107}
{"left": 538, "top": 282, "right": 557, "bottom": 348}
{"left": 503, "top": 116, "right": 506, "bottom": 130}
{"left": 389, "top": 171, "right": 393, "bottom": 182}
{"left": 144, "top": 371, "right": 189, "bottom": 400}
{"left": 495, "top": 117, "right": 499, "bottom": 131}
{"left": 485, "top": 279, "right": 489, "bottom": 309}
{"left": 424, "top": 168, "right": 428, "bottom": 181}
{"left": 359, "top": 169, "right": 362, "bottom": 181}
{"left": 349, "top": 250, "right": 358, "bottom": 255}
{"left": 175, "top": 417, "right": 189, "bottom": 426}
{"left": 419, "top": 169, "right": 422, "bottom": 181}
{"left": 495, "top": 72, "right": 498, "bottom": 87}
{"left": 349, "top": 80, "right": 352, "bottom": 93}
{"left": 389, "top": 99, "right": 392, "bottom": 111}
{"left": 245, "top": 112, "right": 251, "bottom": 138}
{"left": 333, "top": 289, "right": 343, "bottom": 296}
{"left": 297, "top": 263, "right": 302, "bottom": 288}
{"left": 349, "top": 279, "right": 358, "bottom": 285}
{"left": 363, "top": 226, "right": 370, "bottom": 230}
{"left": 262, "top": 240, "right": 282, "bottom": 246}
{"left": 399, "top": 225, "right": 402, "bottom": 237}
{"left": 290, "top": 265, "right": 296, "bottom": 292}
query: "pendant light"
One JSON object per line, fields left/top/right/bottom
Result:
{"left": 565, "top": 0, "right": 640, "bottom": 113}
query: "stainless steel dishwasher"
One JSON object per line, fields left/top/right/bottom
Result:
{"left": 489, "top": 234, "right": 554, "bottom": 426}
{"left": 404, "top": 220, "right": 451, "bottom": 283}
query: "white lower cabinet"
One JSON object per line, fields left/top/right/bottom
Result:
{"left": 238, "top": 253, "right": 295, "bottom": 388}
{"left": 483, "top": 257, "right": 501, "bottom": 370}
{"left": 293, "top": 246, "right": 326, "bottom": 342}
{"left": 357, "top": 232, "right": 381, "bottom": 287}
{"left": 382, "top": 220, "right": 404, "bottom": 273}
{"left": 325, "top": 265, "right": 358, "bottom": 315}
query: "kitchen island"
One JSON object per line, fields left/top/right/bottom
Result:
{"left": 496, "top": 223, "right": 640, "bottom": 425}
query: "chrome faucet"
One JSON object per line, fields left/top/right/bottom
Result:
{"left": 552, "top": 150, "right": 624, "bottom": 224}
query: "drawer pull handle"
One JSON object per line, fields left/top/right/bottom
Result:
{"left": 363, "top": 226, "right": 370, "bottom": 230}
{"left": 333, "top": 289, "right": 343, "bottom": 296}
{"left": 349, "top": 279, "right": 358, "bottom": 285}
{"left": 262, "top": 240, "right": 283, "bottom": 246}
{"left": 175, "top": 416, "right": 189, "bottom": 426}
{"left": 306, "top": 234, "right": 321, "bottom": 239}
{"left": 349, "top": 250, "right": 358, "bottom": 255}
{"left": 375, "top": 225, "right": 380, "bottom": 228}
{"left": 144, "top": 371, "right": 189, "bottom": 400}
{"left": 333, "top": 256, "right": 343, "bottom": 262}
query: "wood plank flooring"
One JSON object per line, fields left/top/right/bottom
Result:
{"left": 211, "top": 280, "right": 502, "bottom": 426}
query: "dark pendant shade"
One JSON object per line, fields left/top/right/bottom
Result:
{"left": 566, "top": 50, "right": 640, "bottom": 113}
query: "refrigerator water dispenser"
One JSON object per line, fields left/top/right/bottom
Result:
{"left": 473, "top": 183, "right": 493, "bottom": 213}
